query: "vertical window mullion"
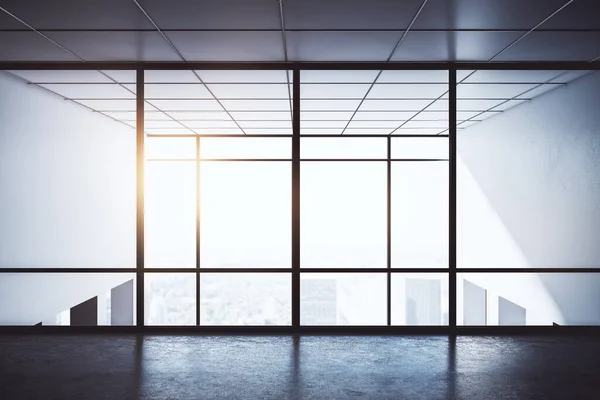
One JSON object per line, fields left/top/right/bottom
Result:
{"left": 292, "top": 68, "right": 301, "bottom": 329}
{"left": 387, "top": 136, "right": 392, "bottom": 326}
{"left": 449, "top": 68, "right": 457, "bottom": 331}
{"left": 136, "top": 68, "right": 145, "bottom": 328}
{"left": 196, "top": 136, "right": 201, "bottom": 326}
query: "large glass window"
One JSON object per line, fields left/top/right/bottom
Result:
{"left": 301, "top": 162, "right": 387, "bottom": 269}
{"left": 200, "top": 161, "right": 291, "bottom": 269}
{"left": 300, "top": 273, "right": 387, "bottom": 325}
{"left": 3, "top": 67, "right": 598, "bottom": 330}
{"left": 200, "top": 273, "right": 291, "bottom": 325}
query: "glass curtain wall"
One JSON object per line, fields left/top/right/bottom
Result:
{"left": 2, "top": 66, "right": 599, "bottom": 328}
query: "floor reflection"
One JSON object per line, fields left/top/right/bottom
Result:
{"left": 1, "top": 335, "right": 600, "bottom": 399}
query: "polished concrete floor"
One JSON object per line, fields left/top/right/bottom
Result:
{"left": 0, "top": 335, "right": 599, "bottom": 399}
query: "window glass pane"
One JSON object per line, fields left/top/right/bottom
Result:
{"left": 200, "top": 138, "right": 290, "bottom": 159}
{"left": 145, "top": 273, "right": 195, "bottom": 326}
{"left": 200, "top": 273, "right": 291, "bottom": 325}
{"left": 391, "top": 137, "right": 449, "bottom": 159}
{"left": 301, "top": 138, "right": 386, "bottom": 159}
{"left": 0, "top": 273, "right": 135, "bottom": 326}
{"left": 145, "top": 137, "right": 196, "bottom": 159}
{"left": 200, "top": 162, "right": 291, "bottom": 268}
{"left": 300, "top": 273, "right": 386, "bottom": 325}
{"left": 301, "top": 162, "right": 386, "bottom": 268}
{"left": 391, "top": 162, "right": 448, "bottom": 268}
{"left": 458, "top": 273, "right": 600, "bottom": 326}
{"left": 145, "top": 162, "right": 196, "bottom": 268}
{"left": 391, "top": 273, "right": 449, "bottom": 326}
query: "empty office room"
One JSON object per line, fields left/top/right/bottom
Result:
{"left": 1, "top": 0, "right": 600, "bottom": 399}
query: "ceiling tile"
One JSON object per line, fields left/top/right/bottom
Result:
{"left": 302, "top": 99, "right": 360, "bottom": 111}
{"left": 145, "top": 127, "right": 194, "bottom": 135}
{"left": 196, "top": 70, "right": 289, "bottom": 83}
{"left": 413, "top": 0, "right": 568, "bottom": 29}
{"left": 360, "top": 99, "right": 435, "bottom": 111}
{"left": 167, "top": 31, "right": 284, "bottom": 61}
{"left": 541, "top": 0, "right": 600, "bottom": 29}
{"left": 391, "top": 31, "right": 523, "bottom": 61}
{"left": 238, "top": 120, "right": 292, "bottom": 129}
{"left": 144, "top": 120, "right": 185, "bottom": 129}
{"left": 457, "top": 83, "right": 539, "bottom": 98}
{"left": 101, "top": 70, "right": 137, "bottom": 83}
{"left": 302, "top": 120, "right": 347, "bottom": 129}
{"left": 354, "top": 111, "right": 419, "bottom": 120}
{"left": 0, "top": 0, "right": 154, "bottom": 29}
{"left": 463, "top": 70, "right": 567, "bottom": 83}
{"left": 220, "top": 99, "right": 290, "bottom": 111}
{"left": 6, "top": 70, "right": 111, "bottom": 83}
{"left": 149, "top": 99, "right": 222, "bottom": 111}
{"left": 77, "top": 99, "right": 136, "bottom": 111}
{"left": 138, "top": 0, "right": 281, "bottom": 29}
{"left": 494, "top": 32, "right": 600, "bottom": 61}
{"left": 0, "top": 32, "right": 79, "bottom": 61}
{"left": 166, "top": 111, "right": 230, "bottom": 121}
{"left": 287, "top": 32, "right": 399, "bottom": 61}
{"left": 39, "top": 84, "right": 135, "bottom": 99}
{"left": 301, "top": 111, "right": 355, "bottom": 120}
{"left": 207, "top": 84, "right": 289, "bottom": 99}
{"left": 301, "top": 84, "right": 371, "bottom": 99}
{"left": 403, "top": 120, "right": 449, "bottom": 129}
{"left": 103, "top": 111, "right": 165, "bottom": 121}
{"left": 378, "top": 70, "right": 449, "bottom": 83}
{"left": 230, "top": 111, "right": 290, "bottom": 121}
{"left": 184, "top": 120, "right": 239, "bottom": 129}
{"left": 301, "top": 70, "right": 379, "bottom": 83}
{"left": 0, "top": 9, "right": 26, "bottom": 29}
{"left": 45, "top": 31, "right": 181, "bottom": 61}
{"left": 284, "top": 0, "right": 424, "bottom": 29}
{"left": 367, "top": 84, "right": 448, "bottom": 99}
{"left": 347, "top": 120, "right": 403, "bottom": 129}
{"left": 145, "top": 84, "right": 212, "bottom": 99}
{"left": 301, "top": 128, "right": 343, "bottom": 135}
{"left": 145, "top": 70, "right": 199, "bottom": 83}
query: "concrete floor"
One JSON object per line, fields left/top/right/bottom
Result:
{"left": 0, "top": 335, "right": 599, "bottom": 399}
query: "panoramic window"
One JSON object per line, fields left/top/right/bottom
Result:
{"left": 3, "top": 67, "right": 596, "bottom": 328}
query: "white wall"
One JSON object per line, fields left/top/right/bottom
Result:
{"left": 0, "top": 72, "right": 136, "bottom": 269}
{"left": 0, "top": 72, "right": 136, "bottom": 324}
{"left": 458, "top": 71, "right": 600, "bottom": 325}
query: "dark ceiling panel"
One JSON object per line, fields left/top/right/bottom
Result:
{"left": 45, "top": 32, "right": 181, "bottom": 61}
{"left": 494, "top": 32, "right": 600, "bottom": 61}
{"left": 0, "top": 8, "right": 26, "bottom": 30}
{"left": 284, "top": 0, "right": 425, "bottom": 29}
{"left": 167, "top": 32, "right": 285, "bottom": 61}
{"left": 0, "top": 0, "right": 154, "bottom": 29}
{"left": 390, "top": 32, "right": 522, "bottom": 61}
{"left": 138, "top": 0, "right": 281, "bottom": 29}
{"left": 0, "top": 32, "right": 79, "bottom": 61}
{"left": 541, "top": 0, "right": 600, "bottom": 29}
{"left": 287, "top": 32, "right": 400, "bottom": 61}
{"left": 413, "top": 0, "right": 569, "bottom": 29}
